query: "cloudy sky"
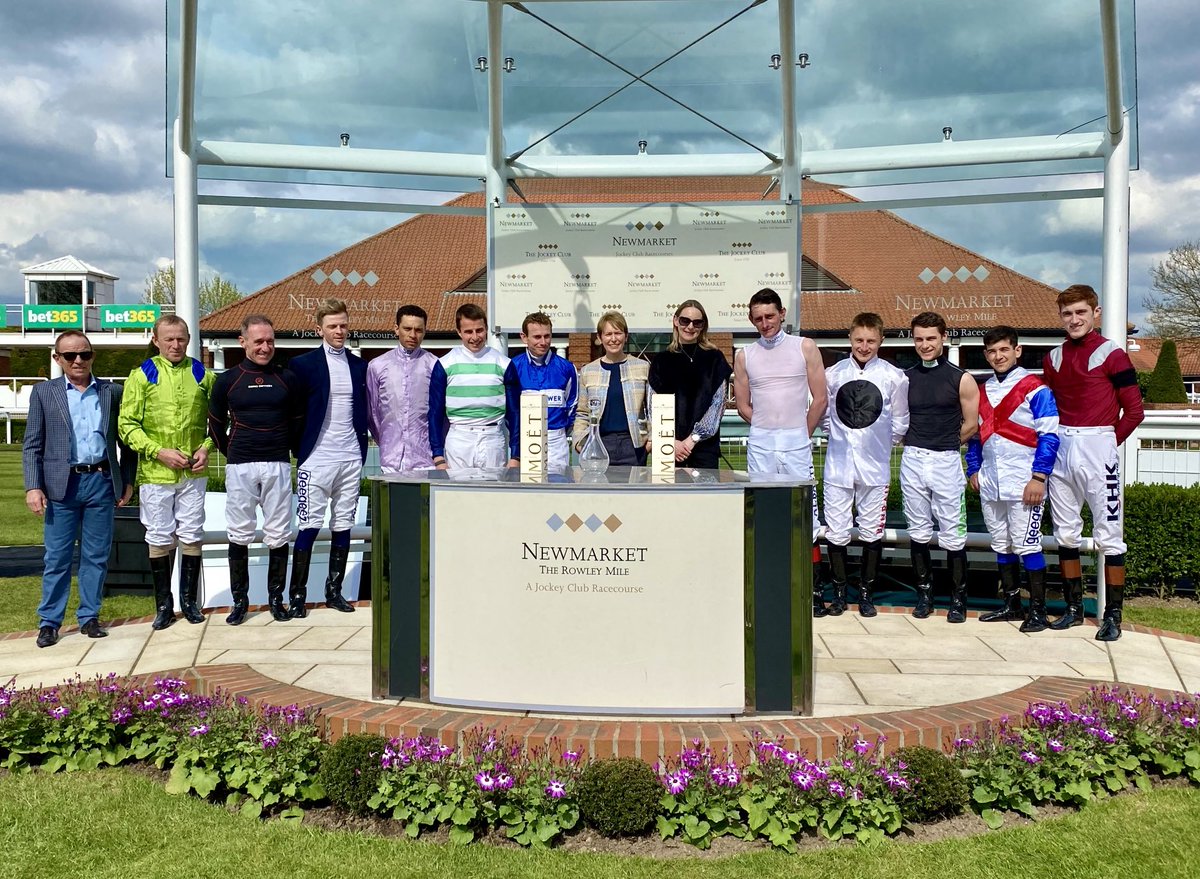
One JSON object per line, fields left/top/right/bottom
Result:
{"left": 1, "top": 1, "right": 1197, "bottom": 332}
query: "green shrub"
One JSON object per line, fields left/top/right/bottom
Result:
{"left": 1145, "top": 340, "right": 1188, "bottom": 404}
{"left": 892, "top": 745, "right": 968, "bottom": 822}
{"left": 1124, "top": 483, "right": 1200, "bottom": 597}
{"left": 318, "top": 733, "right": 388, "bottom": 816}
{"left": 575, "top": 757, "right": 661, "bottom": 837}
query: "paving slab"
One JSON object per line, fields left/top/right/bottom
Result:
{"left": 339, "top": 628, "right": 372, "bottom": 651}
{"left": 0, "top": 641, "right": 92, "bottom": 675}
{"left": 1110, "top": 653, "right": 1186, "bottom": 692}
{"left": 11, "top": 659, "right": 135, "bottom": 690}
{"left": 132, "top": 643, "right": 199, "bottom": 675}
{"left": 815, "top": 671, "right": 865, "bottom": 705}
{"left": 853, "top": 672, "right": 1034, "bottom": 706}
{"left": 215, "top": 648, "right": 370, "bottom": 667}
{"left": 813, "top": 614, "right": 868, "bottom": 634}
{"left": 823, "top": 634, "right": 998, "bottom": 661}
{"left": 817, "top": 657, "right": 897, "bottom": 674}
{"left": 893, "top": 659, "right": 1086, "bottom": 678}
{"left": 854, "top": 614, "right": 923, "bottom": 636}
{"left": 1065, "top": 661, "right": 1116, "bottom": 680}
{"left": 199, "top": 625, "right": 305, "bottom": 650}
{"left": 248, "top": 662, "right": 314, "bottom": 686}
{"left": 283, "top": 609, "right": 366, "bottom": 627}
{"left": 282, "top": 627, "right": 362, "bottom": 651}
{"left": 81, "top": 634, "right": 150, "bottom": 664}
{"left": 294, "top": 663, "right": 372, "bottom": 699}
{"left": 984, "top": 637, "right": 1110, "bottom": 662}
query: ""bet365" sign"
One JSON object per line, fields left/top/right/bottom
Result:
{"left": 22, "top": 305, "right": 83, "bottom": 328}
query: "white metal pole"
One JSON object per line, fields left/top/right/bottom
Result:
{"left": 174, "top": 0, "right": 201, "bottom": 360}
{"left": 777, "top": 0, "right": 802, "bottom": 326}
{"left": 486, "top": 0, "right": 507, "bottom": 353}
{"left": 1096, "top": 0, "right": 1129, "bottom": 620}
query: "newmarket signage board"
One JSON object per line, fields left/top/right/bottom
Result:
{"left": 493, "top": 203, "right": 799, "bottom": 332}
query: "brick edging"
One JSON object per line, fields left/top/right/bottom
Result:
{"left": 183, "top": 664, "right": 1164, "bottom": 761}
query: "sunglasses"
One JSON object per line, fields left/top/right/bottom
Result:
{"left": 676, "top": 316, "right": 706, "bottom": 328}
{"left": 57, "top": 351, "right": 95, "bottom": 363}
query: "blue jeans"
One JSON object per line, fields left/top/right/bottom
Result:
{"left": 38, "top": 471, "right": 115, "bottom": 629}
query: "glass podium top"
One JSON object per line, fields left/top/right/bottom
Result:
{"left": 370, "top": 466, "right": 814, "bottom": 490}
{"left": 169, "top": 0, "right": 1137, "bottom": 189}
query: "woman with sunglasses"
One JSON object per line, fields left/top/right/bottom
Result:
{"left": 573, "top": 311, "right": 651, "bottom": 465}
{"left": 649, "top": 300, "right": 732, "bottom": 469}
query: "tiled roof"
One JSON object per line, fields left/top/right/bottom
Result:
{"left": 1127, "top": 338, "right": 1200, "bottom": 378}
{"left": 201, "top": 177, "right": 1062, "bottom": 336}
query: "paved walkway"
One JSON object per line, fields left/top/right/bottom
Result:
{"left": 4, "top": 606, "right": 1198, "bottom": 718}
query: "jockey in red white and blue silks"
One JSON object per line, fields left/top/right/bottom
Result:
{"left": 967, "top": 365, "right": 1060, "bottom": 563}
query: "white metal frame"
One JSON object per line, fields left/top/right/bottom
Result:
{"left": 171, "top": 0, "right": 1133, "bottom": 611}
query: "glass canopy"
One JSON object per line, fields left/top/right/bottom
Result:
{"left": 167, "top": 0, "right": 1138, "bottom": 190}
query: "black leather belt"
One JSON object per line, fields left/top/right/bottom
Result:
{"left": 70, "top": 460, "right": 109, "bottom": 474}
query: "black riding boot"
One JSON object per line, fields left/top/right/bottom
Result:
{"left": 910, "top": 540, "right": 933, "bottom": 619}
{"left": 149, "top": 553, "right": 175, "bottom": 630}
{"left": 225, "top": 544, "right": 250, "bottom": 626}
{"left": 946, "top": 550, "right": 968, "bottom": 624}
{"left": 1019, "top": 566, "right": 1050, "bottom": 633}
{"left": 811, "top": 545, "right": 828, "bottom": 618}
{"left": 267, "top": 545, "right": 291, "bottom": 622}
{"left": 1096, "top": 564, "right": 1126, "bottom": 642}
{"left": 324, "top": 545, "right": 355, "bottom": 613}
{"left": 288, "top": 548, "right": 312, "bottom": 619}
{"left": 827, "top": 543, "right": 849, "bottom": 616}
{"left": 179, "top": 553, "right": 205, "bottom": 624}
{"left": 858, "top": 542, "right": 880, "bottom": 618}
{"left": 979, "top": 560, "right": 1024, "bottom": 622}
{"left": 1051, "top": 547, "right": 1086, "bottom": 631}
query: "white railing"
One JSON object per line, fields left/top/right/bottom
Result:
{"left": 1128, "top": 411, "right": 1200, "bottom": 487}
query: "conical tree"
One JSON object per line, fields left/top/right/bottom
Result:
{"left": 1145, "top": 339, "right": 1188, "bottom": 404}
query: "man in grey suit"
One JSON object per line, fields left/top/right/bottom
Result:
{"left": 23, "top": 331, "right": 135, "bottom": 647}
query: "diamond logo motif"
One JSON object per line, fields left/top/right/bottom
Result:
{"left": 364, "top": 271, "right": 379, "bottom": 286}
{"left": 603, "top": 515, "right": 622, "bottom": 532}
{"left": 346, "top": 270, "right": 362, "bottom": 285}
{"left": 936, "top": 267, "right": 953, "bottom": 283}
{"left": 973, "top": 266, "right": 990, "bottom": 281}
{"left": 584, "top": 514, "right": 603, "bottom": 532}
{"left": 918, "top": 268, "right": 935, "bottom": 284}
{"left": 311, "top": 269, "right": 328, "bottom": 284}
{"left": 955, "top": 266, "right": 971, "bottom": 282}
{"left": 546, "top": 514, "right": 564, "bottom": 531}
{"left": 565, "top": 514, "right": 584, "bottom": 532}
{"left": 329, "top": 270, "right": 345, "bottom": 285}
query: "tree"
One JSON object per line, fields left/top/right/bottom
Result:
{"left": 142, "top": 264, "right": 244, "bottom": 317}
{"left": 1145, "top": 339, "right": 1188, "bottom": 404}
{"left": 1147, "top": 241, "right": 1200, "bottom": 339}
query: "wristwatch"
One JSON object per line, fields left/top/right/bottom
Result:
{"left": 689, "top": 432, "right": 701, "bottom": 443}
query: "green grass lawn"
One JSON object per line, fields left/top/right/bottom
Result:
{"left": 0, "top": 575, "right": 154, "bottom": 634}
{"left": 0, "top": 769, "right": 1197, "bottom": 879}
{"left": 0, "top": 447, "right": 45, "bottom": 545}
{"left": 1125, "top": 606, "right": 1200, "bottom": 639}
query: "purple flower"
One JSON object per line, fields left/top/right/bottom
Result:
{"left": 562, "top": 749, "right": 581, "bottom": 763}
{"left": 790, "top": 770, "right": 815, "bottom": 791}
{"left": 475, "top": 772, "right": 496, "bottom": 791}
{"left": 1021, "top": 751, "right": 1041, "bottom": 764}
{"left": 496, "top": 772, "right": 514, "bottom": 791}
{"left": 1047, "top": 739, "right": 1065, "bottom": 753}
{"left": 49, "top": 705, "right": 69, "bottom": 720}
{"left": 110, "top": 707, "right": 132, "bottom": 725}
{"left": 38, "top": 690, "right": 59, "bottom": 704}
{"left": 189, "top": 724, "right": 209, "bottom": 737}
{"left": 782, "top": 750, "right": 800, "bottom": 766}
{"left": 884, "top": 773, "right": 910, "bottom": 791}
{"left": 260, "top": 730, "right": 280, "bottom": 749}
{"left": 665, "top": 772, "right": 688, "bottom": 795}
{"left": 482, "top": 734, "right": 498, "bottom": 753}
{"left": 1181, "top": 716, "right": 1198, "bottom": 729}
{"left": 723, "top": 764, "right": 741, "bottom": 786}
{"left": 545, "top": 779, "right": 566, "bottom": 799}
{"left": 827, "top": 780, "right": 847, "bottom": 799}
{"left": 852, "top": 739, "right": 871, "bottom": 755}
{"left": 953, "top": 736, "right": 975, "bottom": 749}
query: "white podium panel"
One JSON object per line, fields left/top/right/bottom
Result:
{"left": 430, "top": 485, "right": 744, "bottom": 714}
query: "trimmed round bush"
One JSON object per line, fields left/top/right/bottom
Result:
{"left": 893, "top": 745, "right": 969, "bottom": 822}
{"left": 318, "top": 733, "right": 389, "bottom": 816}
{"left": 575, "top": 757, "right": 662, "bottom": 837}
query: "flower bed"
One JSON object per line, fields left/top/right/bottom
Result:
{"left": 3, "top": 674, "right": 1200, "bottom": 849}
